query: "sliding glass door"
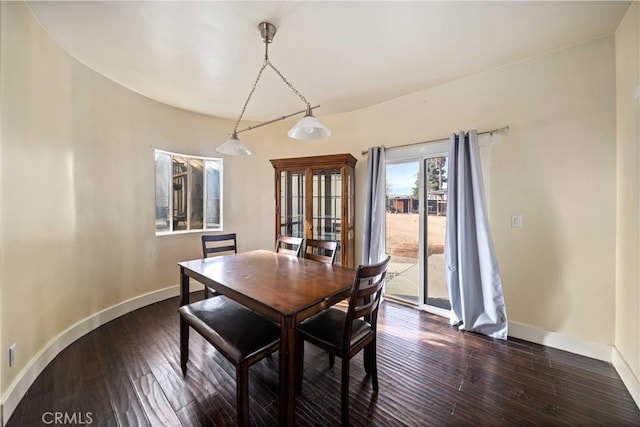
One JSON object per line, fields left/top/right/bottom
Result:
{"left": 384, "top": 150, "right": 450, "bottom": 315}
{"left": 384, "top": 161, "right": 420, "bottom": 304}
{"left": 424, "top": 156, "right": 450, "bottom": 311}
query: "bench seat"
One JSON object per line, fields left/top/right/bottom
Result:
{"left": 179, "top": 296, "right": 280, "bottom": 425}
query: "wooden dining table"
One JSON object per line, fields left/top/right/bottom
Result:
{"left": 179, "top": 249, "right": 356, "bottom": 426}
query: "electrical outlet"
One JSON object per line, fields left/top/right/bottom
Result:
{"left": 511, "top": 215, "right": 522, "bottom": 228}
{"left": 8, "top": 344, "right": 16, "bottom": 367}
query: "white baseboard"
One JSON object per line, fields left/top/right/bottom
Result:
{"left": 612, "top": 347, "right": 640, "bottom": 409}
{"left": 417, "top": 314, "right": 637, "bottom": 408}
{"left": 421, "top": 313, "right": 614, "bottom": 362}
{"left": 1, "top": 284, "right": 182, "bottom": 426}
{"left": 507, "top": 321, "right": 612, "bottom": 362}
{"left": 508, "top": 321, "right": 639, "bottom": 410}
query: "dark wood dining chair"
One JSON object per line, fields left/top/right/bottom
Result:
{"left": 275, "top": 235, "right": 303, "bottom": 257}
{"left": 295, "top": 255, "right": 391, "bottom": 426}
{"left": 303, "top": 239, "right": 339, "bottom": 265}
{"left": 179, "top": 297, "right": 280, "bottom": 427}
{"left": 201, "top": 233, "right": 237, "bottom": 297}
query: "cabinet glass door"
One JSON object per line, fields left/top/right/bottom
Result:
{"left": 345, "top": 166, "right": 355, "bottom": 267}
{"left": 279, "top": 170, "right": 305, "bottom": 238}
{"left": 312, "top": 168, "right": 342, "bottom": 243}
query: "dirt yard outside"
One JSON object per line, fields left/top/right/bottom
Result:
{"left": 385, "top": 213, "right": 446, "bottom": 260}
{"left": 384, "top": 212, "right": 449, "bottom": 303}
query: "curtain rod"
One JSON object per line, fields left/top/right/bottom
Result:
{"left": 360, "top": 125, "right": 510, "bottom": 155}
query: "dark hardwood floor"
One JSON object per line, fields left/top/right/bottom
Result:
{"left": 7, "top": 293, "right": 640, "bottom": 426}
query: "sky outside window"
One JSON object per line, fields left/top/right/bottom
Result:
{"left": 386, "top": 162, "right": 419, "bottom": 196}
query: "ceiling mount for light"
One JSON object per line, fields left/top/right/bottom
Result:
{"left": 216, "top": 21, "right": 331, "bottom": 156}
{"left": 259, "top": 21, "right": 276, "bottom": 44}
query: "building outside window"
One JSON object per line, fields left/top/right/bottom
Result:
{"left": 154, "top": 150, "right": 223, "bottom": 234}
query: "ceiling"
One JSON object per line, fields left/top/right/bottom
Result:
{"left": 27, "top": 1, "right": 630, "bottom": 122}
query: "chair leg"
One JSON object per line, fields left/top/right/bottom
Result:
{"left": 237, "top": 363, "right": 250, "bottom": 427}
{"left": 295, "top": 336, "right": 304, "bottom": 395}
{"left": 370, "top": 341, "right": 379, "bottom": 393}
{"left": 363, "top": 346, "right": 371, "bottom": 375}
{"left": 204, "top": 286, "right": 210, "bottom": 299}
{"left": 179, "top": 317, "right": 189, "bottom": 375}
{"left": 341, "top": 357, "right": 350, "bottom": 426}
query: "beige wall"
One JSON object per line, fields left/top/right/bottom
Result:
{"left": 0, "top": 0, "right": 627, "bottom": 406}
{"left": 0, "top": 2, "right": 236, "bottom": 395}
{"left": 615, "top": 2, "right": 640, "bottom": 383}
{"left": 0, "top": 0, "right": 4, "bottom": 407}
{"left": 238, "top": 35, "right": 618, "bottom": 346}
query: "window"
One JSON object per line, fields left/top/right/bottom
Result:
{"left": 154, "top": 150, "right": 223, "bottom": 234}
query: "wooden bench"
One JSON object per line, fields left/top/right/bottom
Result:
{"left": 179, "top": 296, "right": 280, "bottom": 426}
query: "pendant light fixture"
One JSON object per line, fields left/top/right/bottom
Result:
{"left": 216, "top": 22, "right": 331, "bottom": 156}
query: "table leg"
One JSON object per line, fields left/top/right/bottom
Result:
{"left": 279, "top": 317, "right": 296, "bottom": 426}
{"left": 180, "top": 316, "right": 189, "bottom": 375}
{"left": 179, "top": 267, "right": 190, "bottom": 376}
{"left": 180, "top": 266, "right": 189, "bottom": 307}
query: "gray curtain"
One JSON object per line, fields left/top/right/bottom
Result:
{"left": 362, "top": 146, "right": 386, "bottom": 265}
{"left": 445, "top": 130, "right": 508, "bottom": 339}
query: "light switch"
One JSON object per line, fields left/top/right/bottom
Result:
{"left": 511, "top": 215, "right": 522, "bottom": 228}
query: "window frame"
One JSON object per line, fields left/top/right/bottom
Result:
{"left": 154, "top": 149, "right": 223, "bottom": 235}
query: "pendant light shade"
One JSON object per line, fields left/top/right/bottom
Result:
{"left": 216, "top": 21, "right": 330, "bottom": 155}
{"left": 216, "top": 133, "right": 251, "bottom": 156}
{"left": 288, "top": 109, "right": 331, "bottom": 141}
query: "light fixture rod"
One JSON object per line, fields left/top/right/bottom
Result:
{"left": 235, "top": 105, "right": 320, "bottom": 135}
{"left": 218, "top": 21, "right": 329, "bottom": 155}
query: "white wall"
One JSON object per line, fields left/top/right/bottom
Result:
{"left": 0, "top": 1, "right": 235, "bottom": 401}
{"left": 234, "top": 35, "right": 618, "bottom": 347}
{"left": 0, "top": 1, "right": 4, "bottom": 416}
{"left": 0, "top": 0, "right": 630, "bottom": 419}
{"left": 615, "top": 0, "right": 640, "bottom": 398}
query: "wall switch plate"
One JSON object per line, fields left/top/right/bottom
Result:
{"left": 8, "top": 344, "right": 16, "bottom": 367}
{"left": 511, "top": 215, "right": 522, "bottom": 228}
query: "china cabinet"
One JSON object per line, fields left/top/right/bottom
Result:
{"left": 270, "top": 153, "right": 356, "bottom": 267}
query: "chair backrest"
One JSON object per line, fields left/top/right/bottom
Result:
{"left": 304, "top": 239, "right": 339, "bottom": 265}
{"left": 202, "top": 233, "right": 238, "bottom": 258}
{"left": 343, "top": 256, "right": 391, "bottom": 348}
{"left": 275, "top": 235, "right": 304, "bottom": 257}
